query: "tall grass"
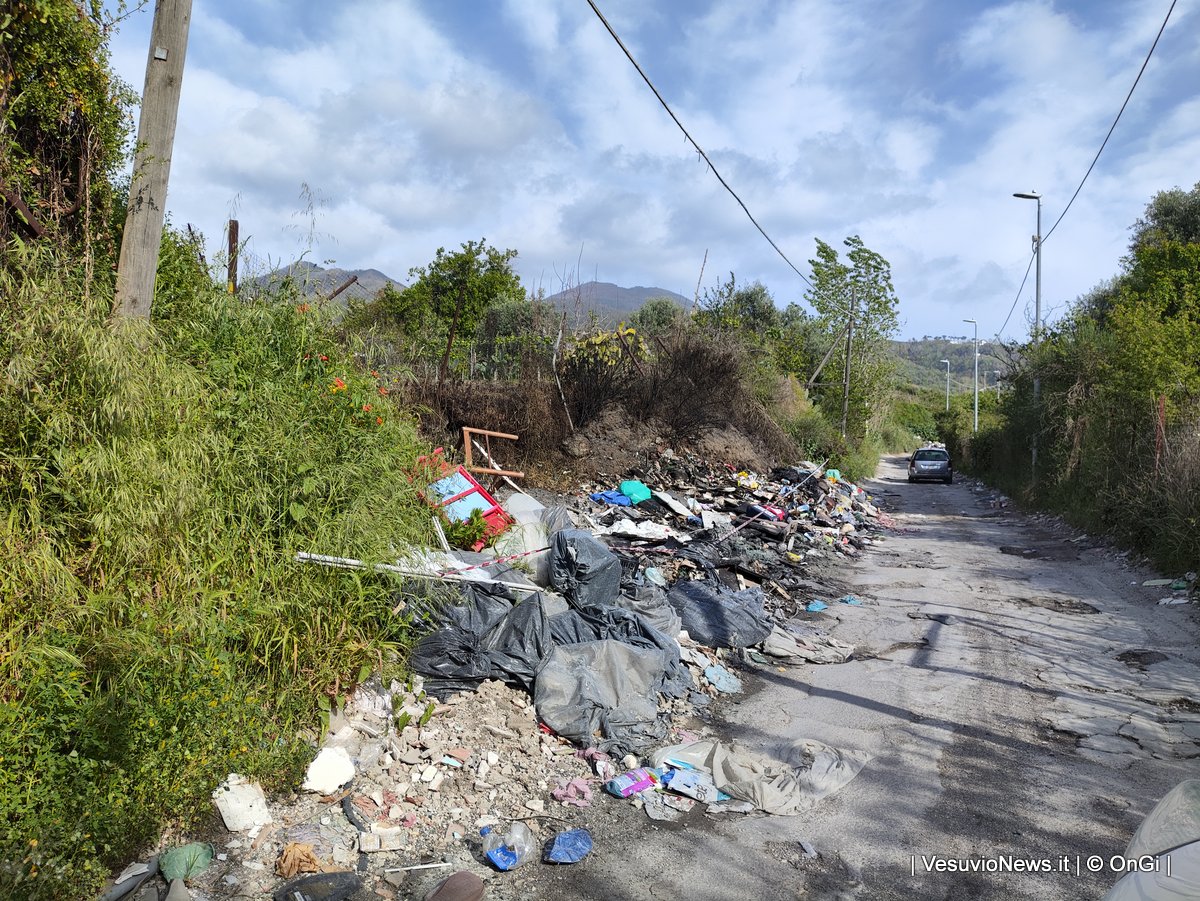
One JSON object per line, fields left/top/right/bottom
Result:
{"left": 0, "top": 239, "right": 435, "bottom": 899}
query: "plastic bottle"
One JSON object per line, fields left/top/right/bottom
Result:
{"left": 604, "top": 767, "right": 660, "bottom": 798}
{"left": 480, "top": 822, "right": 535, "bottom": 871}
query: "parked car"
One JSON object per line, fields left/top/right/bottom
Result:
{"left": 908, "top": 446, "right": 953, "bottom": 484}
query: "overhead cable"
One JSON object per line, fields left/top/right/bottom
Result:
{"left": 585, "top": 0, "right": 813, "bottom": 288}
{"left": 1042, "top": 0, "right": 1177, "bottom": 244}
{"left": 1001, "top": 0, "right": 1175, "bottom": 339}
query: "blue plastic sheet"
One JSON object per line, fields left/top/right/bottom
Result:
{"left": 590, "top": 490, "right": 631, "bottom": 506}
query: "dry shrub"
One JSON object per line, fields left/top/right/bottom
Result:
{"left": 634, "top": 328, "right": 746, "bottom": 437}
{"left": 410, "top": 377, "right": 569, "bottom": 467}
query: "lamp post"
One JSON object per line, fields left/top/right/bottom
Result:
{"left": 1013, "top": 191, "right": 1042, "bottom": 341}
{"left": 940, "top": 359, "right": 950, "bottom": 411}
{"left": 1014, "top": 190, "right": 1043, "bottom": 478}
{"left": 963, "top": 319, "right": 978, "bottom": 433}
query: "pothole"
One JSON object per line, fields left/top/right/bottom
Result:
{"left": 1015, "top": 596, "right": 1100, "bottom": 615}
{"left": 1116, "top": 649, "right": 1169, "bottom": 669}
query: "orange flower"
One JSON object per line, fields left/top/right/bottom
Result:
{"left": 296, "top": 303, "right": 311, "bottom": 314}
{"left": 371, "top": 370, "right": 379, "bottom": 378}
{"left": 319, "top": 354, "right": 329, "bottom": 362}
{"left": 378, "top": 386, "right": 389, "bottom": 396}
{"left": 376, "top": 416, "right": 384, "bottom": 426}
{"left": 329, "top": 377, "right": 347, "bottom": 393}
{"left": 362, "top": 403, "right": 372, "bottom": 412}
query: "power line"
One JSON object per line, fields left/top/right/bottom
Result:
{"left": 1042, "top": 0, "right": 1177, "bottom": 244}
{"left": 585, "top": 0, "right": 813, "bottom": 288}
{"left": 998, "top": 251, "right": 1036, "bottom": 337}
{"left": 1000, "top": 0, "right": 1176, "bottom": 339}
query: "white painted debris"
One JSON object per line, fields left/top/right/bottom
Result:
{"left": 302, "top": 746, "right": 356, "bottom": 793}
{"left": 212, "top": 774, "right": 273, "bottom": 832}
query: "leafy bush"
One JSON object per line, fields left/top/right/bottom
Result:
{"left": 0, "top": 241, "right": 435, "bottom": 899}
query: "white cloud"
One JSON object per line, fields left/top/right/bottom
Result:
{"left": 104, "top": 0, "right": 1199, "bottom": 339}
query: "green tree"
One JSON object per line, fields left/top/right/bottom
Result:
{"left": 629, "top": 295, "right": 684, "bottom": 337}
{"left": 404, "top": 239, "right": 523, "bottom": 383}
{"left": 1, "top": 0, "right": 135, "bottom": 268}
{"left": 1128, "top": 180, "right": 1200, "bottom": 257}
{"left": 695, "top": 273, "right": 779, "bottom": 341}
{"left": 805, "top": 236, "right": 900, "bottom": 439}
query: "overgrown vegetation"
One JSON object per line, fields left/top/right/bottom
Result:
{"left": 0, "top": 239, "right": 437, "bottom": 898}
{"left": 936, "top": 182, "right": 1200, "bottom": 573}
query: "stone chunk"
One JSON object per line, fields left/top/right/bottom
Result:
{"left": 302, "top": 747, "right": 356, "bottom": 794}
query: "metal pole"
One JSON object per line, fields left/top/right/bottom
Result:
{"left": 963, "top": 319, "right": 977, "bottom": 433}
{"left": 941, "top": 359, "right": 950, "bottom": 411}
{"left": 1034, "top": 196, "right": 1042, "bottom": 342}
{"left": 840, "top": 294, "right": 854, "bottom": 438}
{"left": 973, "top": 324, "right": 979, "bottom": 432}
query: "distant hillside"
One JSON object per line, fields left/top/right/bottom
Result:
{"left": 544, "top": 281, "right": 690, "bottom": 325}
{"left": 890, "top": 337, "right": 1013, "bottom": 393}
{"left": 251, "top": 261, "right": 402, "bottom": 306}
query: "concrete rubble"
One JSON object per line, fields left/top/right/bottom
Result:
{"left": 106, "top": 451, "right": 896, "bottom": 900}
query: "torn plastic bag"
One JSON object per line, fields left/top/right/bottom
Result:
{"left": 549, "top": 530, "right": 623, "bottom": 609}
{"left": 411, "top": 583, "right": 553, "bottom": 698}
{"left": 534, "top": 640, "right": 671, "bottom": 757}
{"left": 667, "top": 580, "right": 772, "bottom": 648}
{"left": 548, "top": 604, "right": 690, "bottom": 699}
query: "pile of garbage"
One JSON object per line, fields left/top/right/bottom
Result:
{"left": 101, "top": 454, "right": 886, "bottom": 900}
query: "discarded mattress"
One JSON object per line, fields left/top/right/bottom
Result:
{"left": 650, "top": 738, "right": 870, "bottom": 815}
{"left": 667, "top": 580, "right": 772, "bottom": 648}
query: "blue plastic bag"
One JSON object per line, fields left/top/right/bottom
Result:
{"left": 545, "top": 828, "right": 593, "bottom": 864}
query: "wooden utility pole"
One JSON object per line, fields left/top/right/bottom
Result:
{"left": 113, "top": 0, "right": 193, "bottom": 319}
{"left": 226, "top": 219, "right": 239, "bottom": 293}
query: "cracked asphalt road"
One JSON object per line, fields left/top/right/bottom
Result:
{"left": 532, "top": 455, "right": 1199, "bottom": 901}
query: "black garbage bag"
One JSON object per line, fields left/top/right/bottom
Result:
{"left": 412, "top": 582, "right": 553, "bottom": 698}
{"left": 549, "top": 530, "right": 623, "bottom": 608}
{"left": 667, "top": 579, "right": 772, "bottom": 648}
{"left": 549, "top": 603, "right": 690, "bottom": 699}
{"left": 534, "top": 640, "right": 672, "bottom": 757}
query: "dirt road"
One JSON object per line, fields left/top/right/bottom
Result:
{"left": 524, "top": 455, "right": 1200, "bottom": 901}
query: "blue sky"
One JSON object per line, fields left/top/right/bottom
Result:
{"left": 105, "top": 0, "right": 1199, "bottom": 340}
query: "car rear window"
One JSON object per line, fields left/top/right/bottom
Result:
{"left": 914, "top": 449, "right": 949, "bottom": 462}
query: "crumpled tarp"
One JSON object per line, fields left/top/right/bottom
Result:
{"left": 549, "top": 530, "right": 623, "bottom": 608}
{"left": 667, "top": 580, "right": 772, "bottom": 648}
{"left": 411, "top": 583, "right": 553, "bottom": 698}
{"left": 761, "top": 623, "right": 855, "bottom": 664}
{"left": 535, "top": 640, "right": 672, "bottom": 755}
{"left": 650, "top": 738, "right": 869, "bottom": 815}
{"left": 1103, "top": 779, "right": 1200, "bottom": 900}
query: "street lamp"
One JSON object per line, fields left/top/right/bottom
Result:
{"left": 963, "top": 319, "right": 978, "bottom": 433}
{"left": 940, "top": 359, "right": 950, "bottom": 411}
{"left": 1013, "top": 191, "right": 1042, "bottom": 341}
{"left": 1015, "top": 190, "right": 1043, "bottom": 478}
